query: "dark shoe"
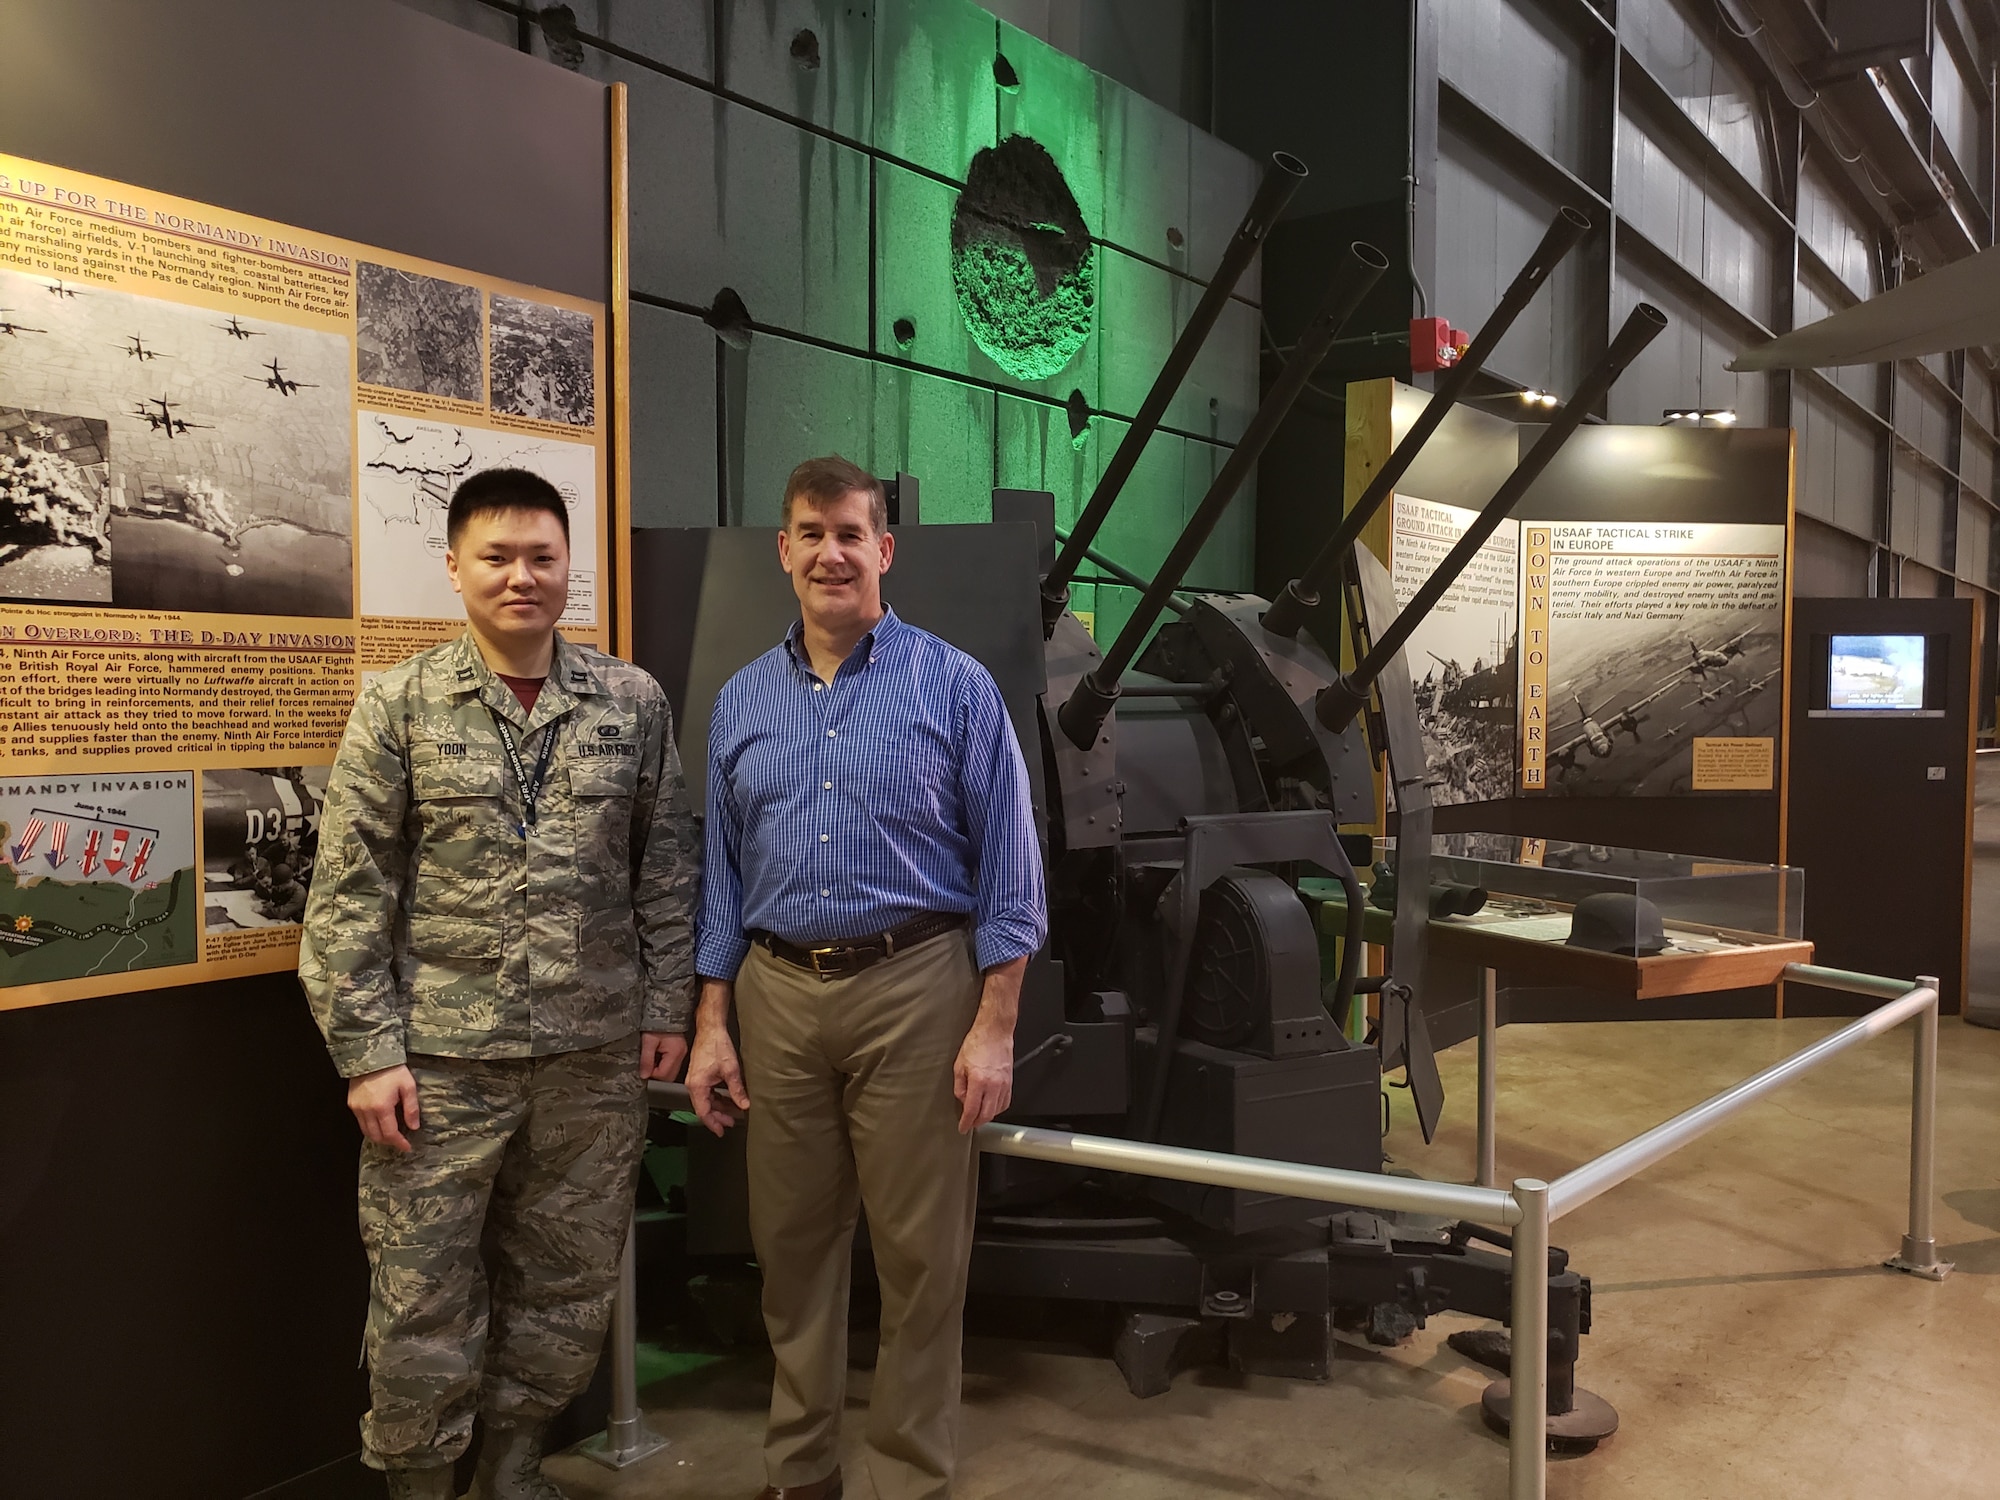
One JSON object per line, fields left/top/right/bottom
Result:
{"left": 469, "top": 1418, "right": 566, "bottom": 1500}
{"left": 754, "top": 1468, "right": 843, "bottom": 1500}
{"left": 382, "top": 1468, "right": 456, "bottom": 1500}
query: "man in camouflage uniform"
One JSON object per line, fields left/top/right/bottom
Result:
{"left": 301, "top": 468, "right": 697, "bottom": 1500}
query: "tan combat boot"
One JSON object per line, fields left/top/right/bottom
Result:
{"left": 382, "top": 1467, "right": 456, "bottom": 1500}
{"left": 469, "top": 1418, "right": 566, "bottom": 1500}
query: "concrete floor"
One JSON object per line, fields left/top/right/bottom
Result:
{"left": 550, "top": 769, "right": 2000, "bottom": 1500}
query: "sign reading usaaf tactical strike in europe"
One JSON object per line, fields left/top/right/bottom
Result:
{"left": 0, "top": 152, "right": 609, "bottom": 1009}
{"left": 1518, "top": 522, "right": 1786, "bottom": 795}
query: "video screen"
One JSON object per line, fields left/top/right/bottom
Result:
{"left": 1828, "top": 633, "right": 1927, "bottom": 711}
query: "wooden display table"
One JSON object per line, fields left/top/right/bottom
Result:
{"left": 1424, "top": 902, "right": 1813, "bottom": 1000}
{"left": 1302, "top": 885, "right": 1813, "bottom": 1188}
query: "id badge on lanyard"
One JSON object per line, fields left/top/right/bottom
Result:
{"left": 487, "top": 706, "right": 557, "bottom": 839}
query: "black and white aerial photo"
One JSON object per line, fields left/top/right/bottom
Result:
{"left": 355, "top": 262, "right": 484, "bottom": 402}
{"left": 0, "top": 408, "right": 112, "bottom": 603}
{"left": 0, "top": 268, "right": 352, "bottom": 617}
{"left": 490, "top": 293, "right": 594, "bottom": 426}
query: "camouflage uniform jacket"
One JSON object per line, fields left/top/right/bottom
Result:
{"left": 300, "top": 632, "right": 697, "bottom": 1077}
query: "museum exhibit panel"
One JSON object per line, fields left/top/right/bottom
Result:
{"left": 2, "top": 2, "right": 1996, "bottom": 1499}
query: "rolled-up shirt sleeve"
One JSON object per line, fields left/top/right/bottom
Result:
{"left": 695, "top": 686, "right": 753, "bottom": 979}
{"left": 955, "top": 667, "right": 1047, "bottom": 970}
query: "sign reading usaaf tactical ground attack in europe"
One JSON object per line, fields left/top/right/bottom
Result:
{"left": 0, "top": 153, "right": 609, "bottom": 1009}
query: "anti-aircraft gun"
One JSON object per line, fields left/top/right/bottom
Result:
{"left": 635, "top": 160, "right": 1665, "bottom": 1444}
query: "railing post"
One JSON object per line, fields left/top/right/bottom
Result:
{"left": 1509, "top": 1178, "right": 1550, "bottom": 1500}
{"left": 581, "top": 1213, "right": 670, "bottom": 1469}
{"left": 1889, "top": 979, "right": 1952, "bottom": 1280}
{"left": 1477, "top": 968, "right": 1499, "bottom": 1188}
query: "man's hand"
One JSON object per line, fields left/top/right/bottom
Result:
{"left": 685, "top": 978, "right": 749, "bottom": 1136}
{"left": 954, "top": 955, "right": 1027, "bottom": 1134}
{"left": 640, "top": 1031, "right": 689, "bottom": 1081}
{"left": 953, "top": 1017, "right": 1014, "bottom": 1133}
{"left": 348, "top": 1064, "right": 421, "bottom": 1152}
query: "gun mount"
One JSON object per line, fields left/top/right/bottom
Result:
{"left": 636, "top": 197, "right": 1650, "bottom": 1450}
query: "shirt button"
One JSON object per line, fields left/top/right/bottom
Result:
{"left": 823, "top": 781, "right": 832, "bottom": 789}
{"left": 820, "top": 833, "right": 829, "bottom": 842}
{"left": 820, "top": 889, "right": 830, "bottom": 898}
{"left": 813, "top": 683, "right": 823, "bottom": 691}
{"left": 827, "top": 729, "right": 836, "bottom": 738}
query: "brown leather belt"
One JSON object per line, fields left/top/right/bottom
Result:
{"left": 754, "top": 911, "right": 968, "bottom": 980}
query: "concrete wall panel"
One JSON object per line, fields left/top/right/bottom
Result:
{"left": 998, "top": 21, "right": 1107, "bottom": 241}
{"left": 409, "top": 0, "right": 1252, "bottom": 602}
{"left": 996, "top": 392, "right": 1099, "bottom": 527}
{"left": 1189, "top": 127, "right": 1262, "bottom": 300}
{"left": 630, "top": 300, "right": 719, "bottom": 527}
{"left": 875, "top": 0, "right": 999, "bottom": 177}
{"left": 1100, "top": 80, "right": 1191, "bottom": 267}
{"left": 872, "top": 366, "right": 998, "bottom": 523}
{"left": 721, "top": 0, "right": 874, "bottom": 142}
{"left": 1087, "top": 416, "right": 1183, "bottom": 584}
{"left": 620, "top": 60, "right": 870, "bottom": 347}
{"left": 736, "top": 336, "right": 874, "bottom": 527}
{"left": 1098, "top": 249, "right": 1255, "bottom": 440}
{"left": 1183, "top": 435, "right": 1254, "bottom": 589}
{"left": 555, "top": 0, "right": 714, "bottom": 79}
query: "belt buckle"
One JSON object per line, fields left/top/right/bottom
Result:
{"left": 807, "top": 944, "right": 846, "bottom": 977}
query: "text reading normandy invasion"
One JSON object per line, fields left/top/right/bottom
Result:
{"left": 0, "top": 172, "right": 352, "bottom": 269}
{"left": 0, "top": 777, "right": 192, "bottom": 795}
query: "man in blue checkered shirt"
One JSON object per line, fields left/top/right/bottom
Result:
{"left": 686, "top": 454, "right": 1046, "bottom": 1500}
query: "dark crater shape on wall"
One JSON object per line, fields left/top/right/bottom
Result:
{"left": 950, "top": 135, "right": 1095, "bottom": 381}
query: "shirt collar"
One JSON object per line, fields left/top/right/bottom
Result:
{"left": 446, "top": 630, "right": 596, "bottom": 722}
{"left": 784, "top": 606, "right": 901, "bottom": 677}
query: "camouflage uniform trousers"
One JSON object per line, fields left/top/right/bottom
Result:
{"left": 355, "top": 1034, "right": 647, "bottom": 1470}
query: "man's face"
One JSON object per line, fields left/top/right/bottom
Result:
{"left": 446, "top": 506, "right": 570, "bottom": 646}
{"left": 777, "top": 489, "right": 893, "bottom": 629}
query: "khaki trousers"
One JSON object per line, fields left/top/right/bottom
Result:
{"left": 736, "top": 931, "right": 984, "bottom": 1500}
{"left": 354, "top": 1036, "right": 647, "bottom": 1470}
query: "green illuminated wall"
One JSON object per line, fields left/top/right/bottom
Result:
{"left": 399, "top": 0, "right": 1266, "bottom": 643}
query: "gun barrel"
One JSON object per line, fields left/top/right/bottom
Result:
{"left": 1041, "top": 151, "right": 1308, "bottom": 631}
{"left": 1261, "top": 205, "right": 1592, "bottom": 640}
{"left": 1051, "top": 526, "right": 1192, "bottom": 616}
{"left": 1316, "top": 301, "right": 1668, "bottom": 731}
{"left": 1057, "top": 239, "right": 1390, "bottom": 751}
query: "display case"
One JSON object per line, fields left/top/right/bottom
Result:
{"left": 1392, "top": 833, "right": 1811, "bottom": 997}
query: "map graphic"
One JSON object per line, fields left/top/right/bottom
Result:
{"left": 354, "top": 411, "right": 598, "bottom": 625}
{"left": 0, "top": 772, "right": 198, "bottom": 986}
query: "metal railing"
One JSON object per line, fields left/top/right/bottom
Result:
{"left": 593, "top": 963, "right": 1948, "bottom": 1500}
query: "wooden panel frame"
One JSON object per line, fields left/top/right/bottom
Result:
{"left": 611, "top": 80, "right": 635, "bottom": 660}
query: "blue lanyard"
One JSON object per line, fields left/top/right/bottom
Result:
{"left": 487, "top": 705, "right": 558, "bottom": 837}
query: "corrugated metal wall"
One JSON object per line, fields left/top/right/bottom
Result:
{"left": 393, "top": 0, "right": 1265, "bottom": 647}
{"left": 1425, "top": 0, "right": 1999, "bottom": 622}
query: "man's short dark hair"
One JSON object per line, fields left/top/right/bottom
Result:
{"left": 782, "top": 454, "right": 887, "bottom": 534}
{"left": 446, "top": 468, "right": 570, "bottom": 549}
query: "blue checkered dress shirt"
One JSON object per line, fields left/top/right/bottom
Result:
{"left": 695, "top": 607, "right": 1047, "bottom": 978}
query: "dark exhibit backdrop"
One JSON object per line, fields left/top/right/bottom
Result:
{"left": 0, "top": 1, "right": 609, "bottom": 1496}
